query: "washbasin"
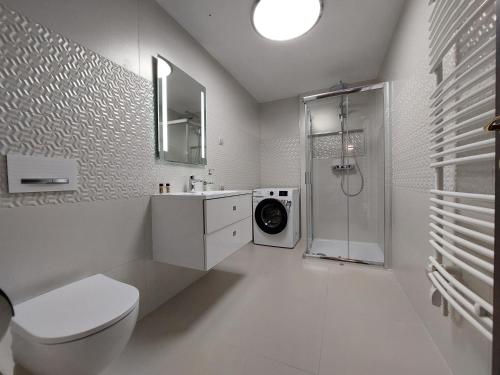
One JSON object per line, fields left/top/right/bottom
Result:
{"left": 161, "top": 190, "right": 252, "bottom": 199}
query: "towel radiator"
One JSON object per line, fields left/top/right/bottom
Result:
{"left": 428, "top": 0, "right": 496, "bottom": 341}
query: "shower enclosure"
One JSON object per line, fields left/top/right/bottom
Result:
{"left": 303, "top": 82, "right": 390, "bottom": 266}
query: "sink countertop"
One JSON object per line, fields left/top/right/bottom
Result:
{"left": 151, "top": 190, "right": 252, "bottom": 200}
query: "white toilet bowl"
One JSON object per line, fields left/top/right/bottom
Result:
{"left": 10, "top": 274, "right": 139, "bottom": 375}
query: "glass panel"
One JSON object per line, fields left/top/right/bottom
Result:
{"left": 305, "top": 108, "right": 313, "bottom": 251}
{"left": 307, "top": 96, "right": 349, "bottom": 259}
{"left": 305, "top": 85, "right": 386, "bottom": 265}
{"left": 345, "top": 89, "right": 385, "bottom": 264}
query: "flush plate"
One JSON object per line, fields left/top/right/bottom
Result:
{"left": 7, "top": 154, "right": 78, "bottom": 193}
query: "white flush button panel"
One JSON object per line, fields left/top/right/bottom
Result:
{"left": 7, "top": 154, "right": 78, "bottom": 193}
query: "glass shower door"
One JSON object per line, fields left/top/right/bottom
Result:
{"left": 307, "top": 95, "right": 350, "bottom": 259}
{"left": 304, "top": 83, "right": 386, "bottom": 266}
{"left": 344, "top": 88, "right": 385, "bottom": 264}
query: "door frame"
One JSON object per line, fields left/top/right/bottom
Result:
{"left": 492, "top": 1, "right": 500, "bottom": 373}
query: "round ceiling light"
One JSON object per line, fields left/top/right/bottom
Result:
{"left": 252, "top": 0, "right": 322, "bottom": 41}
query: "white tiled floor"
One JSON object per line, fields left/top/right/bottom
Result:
{"left": 0, "top": 241, "right": 451, "bottom": 375}
{"left": 311, "top": 238, "right": 385, "bottom": 264}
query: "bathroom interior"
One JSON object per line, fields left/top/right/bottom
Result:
{"left": 0, "top": 0, "right": 498, "bottom": 374}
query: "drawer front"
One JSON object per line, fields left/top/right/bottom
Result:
{"left": 204, "top": 194, "right": 252, "bottom": 234}
{"left": 205, "top": 217, "right": 252, "bottom": 270}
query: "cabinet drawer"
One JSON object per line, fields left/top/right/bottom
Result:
{"left": 204, "top": 194, "right": 252, "bottom": 234}
{"left": 205, "top": 217, "right": 252, "bottom": 270}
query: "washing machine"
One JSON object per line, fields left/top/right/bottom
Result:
{"left": 253, "top": 188, "right": 300, "bottom": 249}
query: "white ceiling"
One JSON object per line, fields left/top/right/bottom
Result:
{"left": 156, "top": 0, "right": 406, "bottom": 103}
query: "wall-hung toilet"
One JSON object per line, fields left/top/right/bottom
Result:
{"left": 10, "top": 274, "right": 139, "bottom": 375}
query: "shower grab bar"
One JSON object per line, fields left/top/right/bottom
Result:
{"left": 428, "top": 272, "right": 492, "bottom": 341}
{"left": 428, "top": 256, "right": 493, "bottom": 315}
{"left": 430, "top": 189, "right": 495, "bottom": 201}
{"left": 430, "top": 223, "right": 494, "bottom": 259}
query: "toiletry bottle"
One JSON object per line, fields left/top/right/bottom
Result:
{"left": 166, "top": 183, "right": 171, "bottom": 193}
{"left": 159, "top": 183, "right": 164, "bottom": 194}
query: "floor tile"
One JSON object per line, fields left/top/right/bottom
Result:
{"left": 319, "top": 264, "right": 451, "bottom": 375}
{"left": 1, "top": 241, "right": 451, "bottom": 375}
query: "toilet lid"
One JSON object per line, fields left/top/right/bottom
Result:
{"left": 11, "top": 274, "right": 139, "bottom": 345}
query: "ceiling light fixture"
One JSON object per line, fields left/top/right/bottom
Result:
{"left": 252, "top": 0, "right": 322, "bottom": 41}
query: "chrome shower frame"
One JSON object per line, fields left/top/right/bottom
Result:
{"left": 300, "top": 81, "right": 392, "bottom": 268}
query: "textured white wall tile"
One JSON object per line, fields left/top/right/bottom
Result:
{"left": 0, "top": 3, "right": 260, "bottom": 208}
{"left": 260, "top": 136, "right": 301, "bottom": 188}
{"left": 389, "top": 65, "right": 434, "bottom": 192}
{"left": 259, "top": 97, "right": 301, "bottom": 188}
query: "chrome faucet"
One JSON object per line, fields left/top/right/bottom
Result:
{"left": 189, "top": 175, "right": 204, "bottom": 192}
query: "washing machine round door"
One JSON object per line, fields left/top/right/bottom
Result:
{"left": 255, "top": 198, "right": 288, "bottom": 235}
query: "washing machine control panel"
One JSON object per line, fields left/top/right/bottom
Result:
{"left": 266, "top": 190, "right": 288, "bottom": 197}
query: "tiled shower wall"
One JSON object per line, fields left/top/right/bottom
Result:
{"left": 0, "top": 0, "right": 260, "bottom": 336}
{"left": 379, "top": 0, "right": 491, "bottom": 374}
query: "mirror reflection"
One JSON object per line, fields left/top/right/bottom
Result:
{"left": 154, "top": 55, "right": 206, "bottom": 165}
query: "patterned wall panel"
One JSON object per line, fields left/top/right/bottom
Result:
{"left": 260, "top": 136, "right": 300, "bottom": 188}
{"left": 0, "top": 4, "right": 260, "bottom": 208}
{"left": 390, "top": 67, "right": 435, "bottom": 192}
{"left": 311, "top": 131, "right": 365, "bottom": 159}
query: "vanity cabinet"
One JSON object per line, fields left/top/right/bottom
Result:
{"left": 152, "top": 191, "right": 252, "bottom": 271}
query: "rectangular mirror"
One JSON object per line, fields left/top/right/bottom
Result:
{"left": 154, "top": 55, "right": 207, "bottom": 165}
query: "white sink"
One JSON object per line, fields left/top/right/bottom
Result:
{"left": 158, "top": 190, "right": 252, "bottom": 199}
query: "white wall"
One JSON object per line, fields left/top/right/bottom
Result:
{"left": 0, "top": 0, "right": 259, "bottom": 352}
{"left": 259, "top": 97, "right": 301, "bottom": 188}
{"left": 379, "top": 1, "right": 492, "bottom": 374}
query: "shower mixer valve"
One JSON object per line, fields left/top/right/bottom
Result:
{"left": 333, "top": 164, "right": 354, "bottom": 171}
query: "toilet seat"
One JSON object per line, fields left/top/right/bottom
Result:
{"left": 11, "top": 274, "right": 139, "bottom": 345}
